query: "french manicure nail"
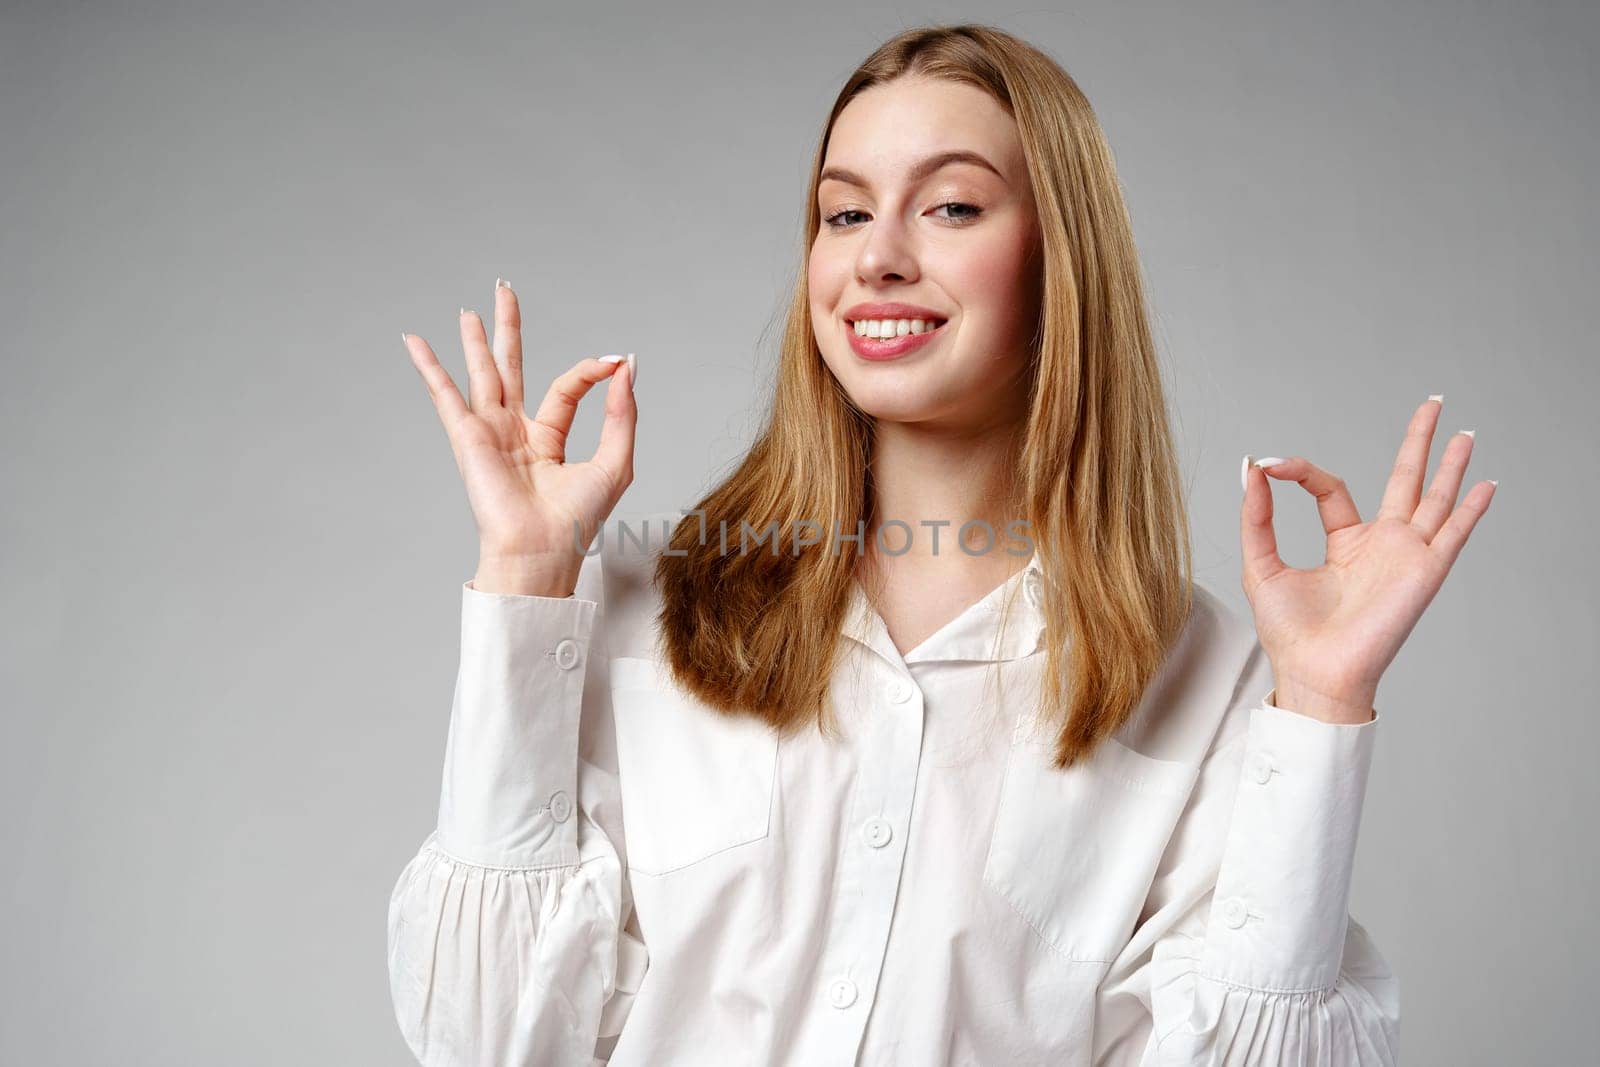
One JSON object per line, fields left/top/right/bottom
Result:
{"left": 1488, "top": 479, "right": 1498, "bottom": 487}
{"left": 1240, "top": 454, "right": 1253, "bottom": 492}
{"left": 1252, "top": 456, "right": 1287, "bottom": 469}
{"left": 496, "top": 277, "right": 509, "bottom": 289}
{"left": 599, "top": 354, "right": 625, "bottom": 364}
{"left": 1428, "top": 393, "right": 1444, "bottom": 404}
{"left": 626, "top": 352, "right": 636, "bottom": 385}
{"left": 1460, "top": 429, "right": 1475, "bottom": 438}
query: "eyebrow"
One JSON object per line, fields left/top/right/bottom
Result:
{"left": 818, "top": 149, "right": 1006, "bottom": 190}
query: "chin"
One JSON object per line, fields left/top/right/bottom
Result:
{"left": 844, "top": 383, "right": 944, "bottom": 423}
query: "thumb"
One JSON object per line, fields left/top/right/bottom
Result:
{"left": 1240, "top": 454, "right": 1287, "bottom": 592}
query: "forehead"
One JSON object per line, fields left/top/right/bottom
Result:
{"left": 824, "top": 76, "right": 1023, "bottom": 182}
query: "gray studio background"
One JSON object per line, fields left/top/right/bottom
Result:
{"left": 2, "top": 1, "right": 1593, "bottom": 1063}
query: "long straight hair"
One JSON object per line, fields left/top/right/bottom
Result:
{"left": 651, "top": 23, "right": 1193, "bottom": 770}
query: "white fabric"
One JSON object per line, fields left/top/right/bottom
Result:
{"left": 386, "top": 510, "right": 1399, "bottom": 1065}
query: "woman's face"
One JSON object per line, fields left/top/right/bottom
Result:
{"left": 809, "top": 75, "right": 1043, "bottom": 433}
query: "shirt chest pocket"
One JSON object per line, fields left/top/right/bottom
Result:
{"left": 608, "top": 656, "right": 780, "bottom": 877}
{"left": 983, "top": 719, "right": 1197, "bottom": 964}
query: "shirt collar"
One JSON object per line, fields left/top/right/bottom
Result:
{"left": 840, "top": 553, "right": 1047, "bottom": 667}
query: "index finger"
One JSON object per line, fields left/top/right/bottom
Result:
{"left": 527, "top": 356, "right": 627, "bottom": 462}
{"left": 1253, "top": 455, "right": 1363, "bottom": 535}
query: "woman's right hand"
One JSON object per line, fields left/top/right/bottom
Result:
{"left": 403, "top": 279, "right": 636, "bottom": 597}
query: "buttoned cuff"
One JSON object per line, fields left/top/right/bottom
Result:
{"left": 1199, "top": 686, "right": 1380, "bottom": 993}
{"left": 435, "top": 579, "right": 598, "bottom": 870}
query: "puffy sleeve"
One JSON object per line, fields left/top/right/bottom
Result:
{"left": 1094, "top": 643, "right": 1401, "bottom": 1065}
{"left": 386, "top": 548, "right": 647, "bottom": 1066}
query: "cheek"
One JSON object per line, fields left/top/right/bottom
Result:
{"left": 807, "top": 244, "right": 850, "bottom": 376}
{"left": 951, "top": 233, "right": 1035, "bottom": 319}
{"left": 808, "top": 242, "right": 844, "bottom": 308}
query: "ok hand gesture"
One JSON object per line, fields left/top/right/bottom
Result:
{"left": 1240, "top": 395, "right": 1497, "bottom": 724}
{"left": 402, "top": 279, "right": 637, "bottom": 596}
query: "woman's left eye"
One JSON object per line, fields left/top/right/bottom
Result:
{"left": 932, "top": 201, "right": 983, "bottom": 223}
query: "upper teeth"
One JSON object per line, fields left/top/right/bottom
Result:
{"left": 853, "top": 318, "right": 943, "bottom": 339}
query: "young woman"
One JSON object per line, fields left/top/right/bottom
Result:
{"left": 388, "top": 24, "right": 1492, "bottom": 1066}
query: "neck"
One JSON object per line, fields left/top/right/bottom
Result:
{"left": 864, "top": 418, "right": 1026, "bottom": 568}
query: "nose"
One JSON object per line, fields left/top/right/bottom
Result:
{"left": 855, "top": 213, "right": 919, "bottom": 286}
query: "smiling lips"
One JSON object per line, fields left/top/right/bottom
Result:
{"left": 843, "top": 303, "right": 951, "bottom": 362}
{"left": 846, "top": 318, "right": 949, "bottom": 360}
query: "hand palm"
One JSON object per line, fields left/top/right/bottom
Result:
{"left": 453, "top": 403, "right": 621, "bottom": 556}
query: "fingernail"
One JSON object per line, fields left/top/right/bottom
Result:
{"left": 1488, "top": 479, "right": 1498, "bottom": 487}
{"left": 400, "top": 331, "right": 409, "bottom": 345}
{"left": 598, "top": 354, "right": 625, "bottom": 364}
{"left": 1240, "top": 454, "right": 1253, "bottom": 492}
{"left": 1460, "top": 428, "right": 1475, "bottom": 438}
{"left": 1253, "top": 456, "right": 1287, "bottom": 468}
{"left": 1428, "top": 393, "right": 1444, "bottom": 404}
{"left": 626, "top": 352, "right": 636, "bottom": 385}
{"left": 496, "top": 277, "right": 510, "bottom": 289}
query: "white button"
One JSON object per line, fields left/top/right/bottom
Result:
{"left": 827, "top": 977, "right": 857, "bottom": 1008}
{"left": 1221, "top": 897, "right": 1248, "bottom": 929}
{"left": 861, "top": 817, "right": 892, "bottom": 848}
{"left": 887, "top": 679, "right": 914, "bottom": 704}
{"left": 548, "top": 790, "right": 573, "bottom": 823}
{"left": 554, "top": 639, "right": 581, "bottom": 670}
{"left": 1024, "top": 570, "right": 1044, "bottom": 607}
{"left": 1249, "top": 752, "right": 1274, "bottom": 784}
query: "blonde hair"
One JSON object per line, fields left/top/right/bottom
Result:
{"left": 652, "top": 23, "right": 1192, "bottom": 770}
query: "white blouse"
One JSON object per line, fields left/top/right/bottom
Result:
{"left": 386, "top": 510, "right": 1400, "bottom": 1065}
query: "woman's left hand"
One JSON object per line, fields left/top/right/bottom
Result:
{"left": 1239, "top": 395, "right": 1497, "bottom": 725}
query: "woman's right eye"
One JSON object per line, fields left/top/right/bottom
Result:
{"left": 823, "top": 209, "right": 869, "bottom": 229}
